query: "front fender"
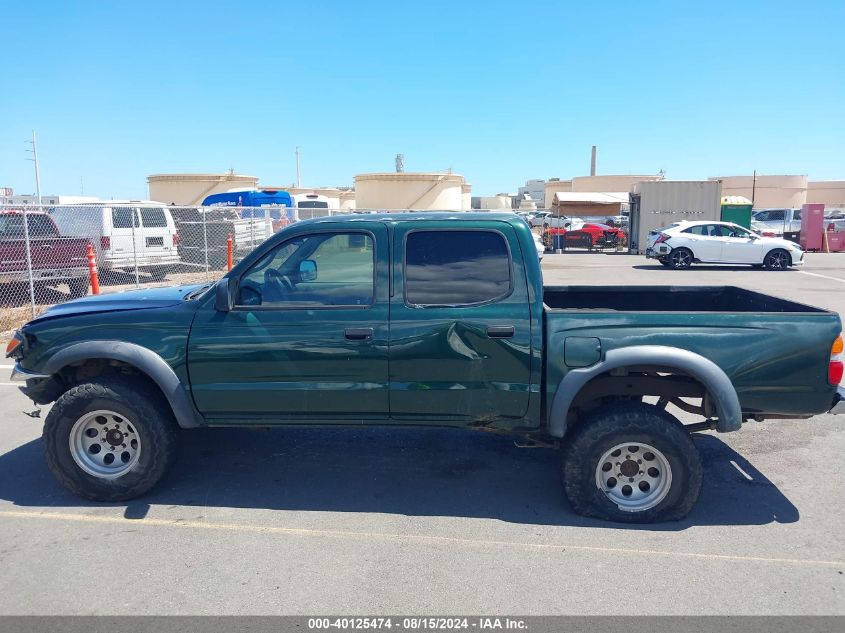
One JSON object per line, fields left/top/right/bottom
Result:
{"left": 548, "top": 345, "right": 742, "bottom": 437}
{"left": 41, "top": 340, "right": 203, "bottom": 429}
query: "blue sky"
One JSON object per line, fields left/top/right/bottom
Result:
{"left": 1, "top": 0, "right": 843, "bottom": 199}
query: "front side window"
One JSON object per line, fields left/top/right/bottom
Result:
{"left": 237, "top": 232, "right": 374, "bottom": 307}
{"left": 112, "top": 207, "right": 137, "bottom": 229}
{"left": 723, "top": 225, "right": 751, "bottom": 238}
{"left": 405, "top": 230, "right": 511, "bottom": 307}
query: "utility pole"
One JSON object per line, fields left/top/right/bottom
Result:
{"left": 31, "top": 130, "right": 43, "bottom": 205}
{"left": 22, "top": 130, "right": 41, "bottom": 316}
{"left": 751, "top": 169, "right": 757, "bottom": 207}
{"left": 295, "top": 147, "right": 301, "bottom": 188}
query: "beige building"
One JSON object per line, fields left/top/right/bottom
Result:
{"left": 543, "top": 179, "right": 572, "bottom": 209}
{"left": 570, "top": 174, "right": 662, "bottom": 192}
{"left": 709, "top": 175, "right": 808, "bottom": 209}
{"left": 354, "top": 172, "right": 470, "bottom": 210}
{"left": 807, "top": 181, "right": 845, "bottom": 209}
{"left": 147, "top": 172, "right": 259, "bottom": 206}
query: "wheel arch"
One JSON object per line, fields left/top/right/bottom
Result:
{"left": 549, "top": 345, "right": 742, "bottom": 438}
{"left": 42, "top": 341, "right": 203, "bottom": 429}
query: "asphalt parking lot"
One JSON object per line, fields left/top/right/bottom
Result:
{"left": 0, "top": 253, "right": 843, "bottom": 615}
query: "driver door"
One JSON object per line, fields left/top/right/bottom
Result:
{"left": 720, "top": 225, "right": 764, "bottom": 263}
{"left": 187, "top": 225, "right": 389, "bottom": 422}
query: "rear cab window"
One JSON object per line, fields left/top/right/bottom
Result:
{"left": 404, "top": 230, "right": 512, "bottom": 307}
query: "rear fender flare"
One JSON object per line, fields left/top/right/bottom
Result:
{"left": 548, "top": 345, "right": 742, "bottom": 437}
{"left": 42, "top": 341, "right": 203, "bottom": 429}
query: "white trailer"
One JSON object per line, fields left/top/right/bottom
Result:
{"left": 629, "top": 181, "right": 722, "bottom": 254}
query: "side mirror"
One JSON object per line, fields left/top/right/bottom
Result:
{"left": 299, "top": 259, "right": 317, "bottom": 282}
{"left": 214, "top": 277, "right": 234, "bottom": 312}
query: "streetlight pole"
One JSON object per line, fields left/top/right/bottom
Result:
{"left": 295, "top": 146, "right": 301, "bottom": 188}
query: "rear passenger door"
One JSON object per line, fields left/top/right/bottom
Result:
{"left": 109, "top": 207, "right": 142, "bottom": 266}
{"left": 389, "top": 223, "right": 533, "bottom": 422}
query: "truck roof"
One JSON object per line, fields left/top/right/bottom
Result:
{"left": 296, "top": 211, "right": 523, "bottom": 226}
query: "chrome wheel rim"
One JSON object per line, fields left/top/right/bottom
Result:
{"left": 769, "top": 252, "right": 787, "bottom": 269}
{"left": 69, "top": 410, "right": 141, "bottom": 479}
{"left": 672, "top": 250, "right": 691, "bottom": 267}
{"left": 595, "top": 442, "right": 672, "bottom": 512}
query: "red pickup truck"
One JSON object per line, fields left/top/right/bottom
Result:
{"left": 0, "top": 210, "right": 91, "bottom": 299}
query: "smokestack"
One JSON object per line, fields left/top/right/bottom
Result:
{"left": 590, "top": 146, "right": 597, "bottom": 176}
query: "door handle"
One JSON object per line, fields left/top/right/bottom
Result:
{"left": 486, "top": 325, "right": 515, "bottom": 339}
{"left": 344, "top": 327, "right": 373, "bottom": 341}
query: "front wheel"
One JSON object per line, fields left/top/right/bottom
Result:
{"left": 42, "top": 376, "right": 179, "bottom": 501}
{"left": 763, "top": 249, "right": 790, "bottom": 270}
{"left": 561, "top": 402, "right": 702, "bottom": 523}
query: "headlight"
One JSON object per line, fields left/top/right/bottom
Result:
{"left": 5, "top": 331, "right": 25, "bottom": 360}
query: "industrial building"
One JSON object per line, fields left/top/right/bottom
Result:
{"left": 710, "top": 175, "right": 845, "bottom": 210}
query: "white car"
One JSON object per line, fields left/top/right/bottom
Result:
{"left": 532, "top": 231, "right": 546, "bottom": 260}
{"left": 645, "top": 220, "right": 804, "bottom": 270}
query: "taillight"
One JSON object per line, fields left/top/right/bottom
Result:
{"left": 172, "top": 233, "right": 180, "bottom": 246}
{"left": 830, "top": 335, "right": 844, "bottom": 385}
{"left": 654, "top": 233, "right": 670, "bottom": 244}
{"left": 100, "top": 236, "right": 110, "bottom": 250}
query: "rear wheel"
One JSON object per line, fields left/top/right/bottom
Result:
{"left": 669, "top": 247, "right": 693, "bottom": 269}
{"left": 561, "top": 402, "right": 702, "bottom": 523}
{"left": 657, "top": 257, "right": 672, "bottom": 267}
{"left": 42, "top": 376, "right": 179, "bottom": 501}
{"left": 763, "top": 249, "right": 790, "bottom": 270}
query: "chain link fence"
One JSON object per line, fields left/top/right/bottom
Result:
{"left": 0, "top": 203, "right": 356, "bottom": 335}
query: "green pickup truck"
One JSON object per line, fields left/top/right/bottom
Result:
{"left": 7, "top": 213, "right": 845, "bottom": 523}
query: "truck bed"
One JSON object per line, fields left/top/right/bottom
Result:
{"left": 543, "top": 285, "right": 827, "bottom": 313}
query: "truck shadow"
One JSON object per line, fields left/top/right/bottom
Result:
{"left": 0, "top": 427, "right": 798, "bottom": 530}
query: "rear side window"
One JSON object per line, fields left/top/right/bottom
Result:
{"left": 405, "top": 230, "right": 511, "bottom": 307}
{"left": 112, "top": 207, "right": 137, "bottom": 229}
{"left": 140, "top": 208, "right": 168, "bottom": 228}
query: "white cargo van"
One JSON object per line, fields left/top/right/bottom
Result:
{"left": 49, "top": 202, "right": 181, "bottom": 278}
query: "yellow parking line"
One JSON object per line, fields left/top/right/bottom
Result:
{"left": 1, "top": 509, "right": 842, "bottom": 568}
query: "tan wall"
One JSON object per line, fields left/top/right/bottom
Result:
{"left": 480, "top": 195, "right": 512, "bottom": 210}
{"left": 571, "top": 175, "right": 661, "bottom": 192}
{"left": 147, "top": 173, "right": 259, "bottom": 206}
{"left": 807, "top": 181, "right": 845, "bottom": 208}
{"left": 709, "top": 175, "right": 808, "bottom": 209}
{"left": 543, "top": 180, "right": 572, "bottom": 208}
{"left": 461, "top": 183, "right": 472, "bottom": 211}
{"left": 354, "top": 173, "right": 466, "bottom": 210}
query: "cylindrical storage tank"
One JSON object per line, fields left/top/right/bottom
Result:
{"left": 461, "top": 183, "right": 472, "bottom": 211}
{"left": 479, "top": 195, "right": 512, "bottom": 210}
{"left": 339, "top": 190, "right": 356, "bottom": 211}
{"left": 710, "top": 175, "right": 807, "bottom": 209}
{"left": 544, "top": 180, "right": 572, "bottom": 209}
{"left": 147, "top": 173, "right": 259, "bottom": 206}
{"left": 354, "top": 172, "right": 465, "bottom": 210}
{"left": 571, "top": 175, "right": 662, "bottom": 192}
{"left": 807, "top": 181, "right": 845, "bottom": 208}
